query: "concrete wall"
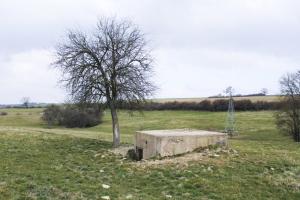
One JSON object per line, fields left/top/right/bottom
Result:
{"left": 135, "top": 129, "right": 227, "bottom": 159}
{"left": 134, "top": 132, "right": 158, "bottom": 160}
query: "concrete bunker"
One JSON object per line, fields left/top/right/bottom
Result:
{"left": 134, "top": 129, "right": 227, "bottom": 160}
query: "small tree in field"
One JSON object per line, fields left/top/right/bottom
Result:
{"left": 54, "top": 18, "right": 156, "bottom": 147}
{"left": 275, "top": 71, "right": 300, "bottom": 142}
{"left": 261, "top": 88, "right": 268, "bottom": 96}
{"left": 21, "top": 97, "right": 30, "bottom": 108}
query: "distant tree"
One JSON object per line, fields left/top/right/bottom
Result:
{"left": 261, "top": 88, "right": 268, "bottom": 95}
{"left": 21, "top": 97, "right": 30, "bottom": 108}
{"left": 54, "top": 18, "right": 156, "bottom": 147}
{"left": 224, "top": 86, "right": 234, "bottom": 97}
{"left": 275, "top": 71, "right": 300, "bottom": 142}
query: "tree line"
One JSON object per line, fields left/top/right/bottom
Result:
{"left": 117, "top": 99, "right": 283, "bottom": 111}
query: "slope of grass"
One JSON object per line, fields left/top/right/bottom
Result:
{"left": 0, "top": 108, "right": 299, "bottom": 199}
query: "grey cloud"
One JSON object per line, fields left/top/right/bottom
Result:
{"left": 0, "top": 0, "right": 299, "bottom": 103}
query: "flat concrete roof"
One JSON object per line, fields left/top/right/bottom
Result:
{"left": 136, "top": 129, "right": 226, "bottom": 137}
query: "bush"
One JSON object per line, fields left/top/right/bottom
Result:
{"left": 42, "top": 105, "right": 62, "bottom": 127}
{"left": 0, "top": 111, "right": 8, "bottom": 116}
{"left": 212, "top": 99, "right": 228, "bottom": 111}
{"left": 274, "top": 111, "right": 291, "bottom": 136}
{"left": 118, "top": 99, "right": 282, "bottom": 111}
{"left": 198, "top": 100, "right": 212, "bottom": 111}
{"left": 61, "top": 105, "right": 103, "bottom": 128}
{"left": 42, "top": 104, "right": 103, "bottom": 128}
{"left": 235, "top": 100, "right": 254, "bottom": 111}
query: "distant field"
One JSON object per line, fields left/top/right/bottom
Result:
{"left": 0, "top": 108, "right": 299, "bottom": 199}
{"left": 153, "top": 95, "right": 281, "bottom": 103}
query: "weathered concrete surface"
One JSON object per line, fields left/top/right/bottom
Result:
{"left": 135, "top": 129, "right": 227, "bottom": 159}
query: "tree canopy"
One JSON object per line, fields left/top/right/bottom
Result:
{"left": 54, "top": 18, "right": 156, "bottom": 146}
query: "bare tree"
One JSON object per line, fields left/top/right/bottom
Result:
{"left": 224, "top": 86, "right": 234, "bottom": 97}
{"left": 261, "top": 88, "right": 268, "bottom": 95}
{"left": 54, "top": 18, "right": 156, "bottom": 147}
{"left": 21, "top": 97, "right": 30, "bottom": 108}
{"left": 275, "top": 71, "right": 300, "bottom": 142}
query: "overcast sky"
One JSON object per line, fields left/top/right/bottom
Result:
{"left": 1, "top": 0, "right": 300, "bottom": 104}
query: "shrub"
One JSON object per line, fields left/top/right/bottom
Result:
{"left": 0, "top": 111, "right": 8, "bottom": 116}
{"left": 235, "top": 100, "right": 254, "bottom": 111}
{"left": 42, "top": 104, "right": 103, "bottom": 128}
{"left": 274, "top": 111, "right": 292, "bottom": 136}
{"left": 42, "top": 104, "right": 62, "bottom": 127}
{"left": 118, "top": 99, "right": 282, "bottom": 111}
{"left": 198, "top": 100, "right": 212, "bottom": 111}
{"left": 212, "top": 99, "right": 228, "bottom": 111}
{"left": 60, "top": 104, "right": 103, "bottom": 128}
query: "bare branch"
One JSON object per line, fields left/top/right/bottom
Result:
{"left": 54, "top": 17, "right": 156, "bottom": 147}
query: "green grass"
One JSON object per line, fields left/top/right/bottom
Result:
{"left": 0, "top": 108, "right": 299, "bottom": 199}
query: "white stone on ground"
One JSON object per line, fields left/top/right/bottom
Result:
{"left": 102, "top": 184, "right": 110, "bottom": 189}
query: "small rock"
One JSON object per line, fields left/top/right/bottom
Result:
{"left": 126, "top": 194, "right": 133, "bottom": 199}
{"left": 0, "top": 182, "right": 6, "bottom": 186}
{"left": 102, "top": 184, "right": 110, "bottom": 189}
{"left": 94, "top": 153, "right": 102, "bottom": 158}
{"left": 183, "top": 192, "right": 191, "bottom": 197}
{"left": 230, "top": 149, "right": 238, "bottom": 154}
{"left": 177, "top": 183, "right": 183, "bottom": 188}
{"left": 101, "top": 196, "right": 110, "bottom": 200}
{"left": 210, "top": 154, "right": 220, "bottom": 158}
{"left": 100, "top": 169, "right": 104, "bottom": 173}
{"left": 221, "top": 150, "right": 229, "bottom": 154}
{"left": 165, "top": 194, "right": 172, "bottom": 198}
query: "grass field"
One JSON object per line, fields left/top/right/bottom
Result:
{"left": 0, "top": 108, "right": 299, "bottom": 199}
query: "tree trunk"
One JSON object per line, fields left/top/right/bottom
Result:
{"left": 110, "top": 106, "right": 120, "bottom": 147}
